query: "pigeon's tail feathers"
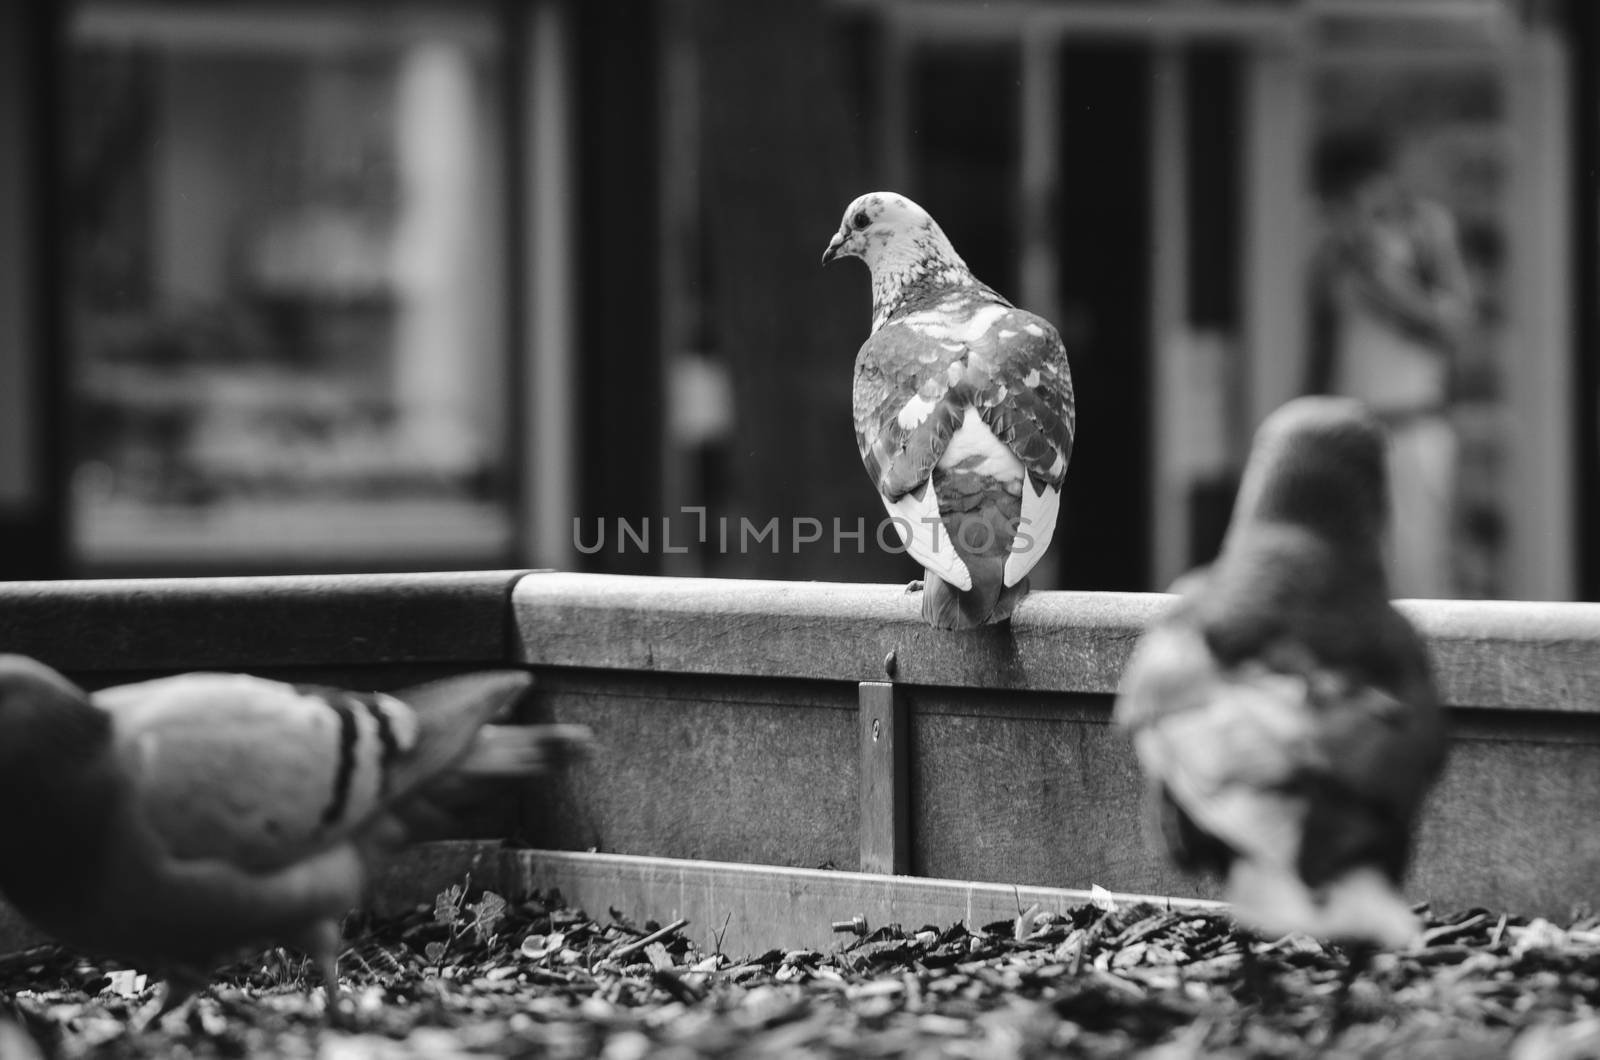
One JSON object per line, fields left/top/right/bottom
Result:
{"left": 1003, "top": 477, "right": 1060, "bottom": 587}
{"left": 921, "top": 567, "right": 1028, "bottom": 630}
{"left": 883, "top": 484, "right": 974, "bottom": 592}
{"left": 990, "top": 575, "right": 1029, "bottom": 625}
{"left": 370, "top": 673, "right": 590, "bottom": 850}
{"left": 360, "top": 727, "right": 592, "bottom": 853}
{"left": 456, "top": 723, "right": 594, "bottom": 777}
{"left": 383, "top": 671, "right": 536, "bottom": 799}
{"left": 921, "top": 571, "right": 978, "bottom": 630}
{"left": 918, "top": 471, "right": 1032, "bottom": 630}
{"left": 1227, "top": 859, "right": 1421, "bottom": 950}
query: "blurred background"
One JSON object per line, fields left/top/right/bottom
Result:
{"left": 0, "top": 0, "right": 1595, "bottom": 600}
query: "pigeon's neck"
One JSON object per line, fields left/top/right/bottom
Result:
{"left": 1231, "top": 469, "right": 1386, "bottom": 559}
{"left": 1216, "top": 520, "right": 1390, "bottom": 614}
{"left": 0, "top": 706, "right": 116, "bottom": 912}
{"left": 1194, "top": 523, "right": 1390, "bottom": 671}
{"left": 0, "top": 696, "right": 112, "bottom": 794}
{"left": 866, "top": 228, "right": 975, "bottom": 333}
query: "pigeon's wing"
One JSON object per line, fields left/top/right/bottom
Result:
{"left": 1116, "top": 618, "right": 1438, "bottom": 879}
{"left": 853, "top": 324, "right": 974, "bottom": 591}
{"left": 1119, "top": 623, "right": 1321, "bottom": 872}
{"left": 1290, "top": 608, "right": 1447, "bottom": 875}
{"left": 98, "top": 674, "right": 422, "bottom": 872}
{"left": 1112, "top": 583, "right": 1213, "bottom": 732}
{"left": 98, "top": 670, "right": 535, "bottom": 873}
{"left": 957, "top": 307, "right": 1075, "bottom": 586}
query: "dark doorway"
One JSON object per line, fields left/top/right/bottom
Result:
{"left": 1054, "top": 44, "right": 1152, "bottom": 591}
{"left": 0, "top": 2, "right": 66, "bottom": 581}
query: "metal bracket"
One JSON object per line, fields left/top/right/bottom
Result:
{"left": 858, "top": 680, "right": 909, "bottom": 875}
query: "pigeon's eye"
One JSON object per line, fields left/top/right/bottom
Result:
{"left": 852, "top": 211, "right": 871, "bottom": 230}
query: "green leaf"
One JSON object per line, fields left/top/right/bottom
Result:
{"left": 472, "top": 891, "right": 508, "bottom": 943}
{"left": 434, "top": 884, "right": 464, "bottom": 927}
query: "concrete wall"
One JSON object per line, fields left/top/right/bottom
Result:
{"left": 2, "top": 570, "right": 1598, "bottom": 957}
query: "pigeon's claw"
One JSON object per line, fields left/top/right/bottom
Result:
{"left": 297, "top": 918, "right": 349, "bottom": 1027}
{"left": 130, "top": 972, "right": 204, "bottom": 1033}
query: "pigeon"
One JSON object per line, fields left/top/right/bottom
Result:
{"left": 822, "top": 191, "right": 1075, "bottom": 629}
{"left": 0, "top": 656, "right": 591, "bottom": 1023}
{"left": 1114, "top": 396, "right": 1445, "bottom": 950}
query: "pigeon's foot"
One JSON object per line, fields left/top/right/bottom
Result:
{"left": 1233, "top": 930, "right": 1278, "bottom": 1008}
{"left": 904, "top": 580, "right": 924, "bottom": 595}
{"left": 298, "top": 919, "right": 351, "bottom": 1028}
{"left": 130, "top": 973, "right": 204, "bottom": 1033}
{"left": 322, "top": 984, "right": 353, "bottom": 1030}
{"left": 1327, "top": 942, "right": 1379, "bottom": 1032}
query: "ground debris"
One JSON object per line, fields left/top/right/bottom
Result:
{"left": 3, "top": 890, "right": 1600, "bottom": 1058}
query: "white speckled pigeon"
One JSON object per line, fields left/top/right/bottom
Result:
{"left": 0, "top": 657, "right": 590, "bottom": 1023}
{"left": 1115, "top": 397, "right": 1446, "bottom": 949}
{"left": 823, "top": 191, "right": 1075, "bottom": 629}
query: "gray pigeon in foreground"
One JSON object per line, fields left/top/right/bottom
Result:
{"left": 823, "top": 191, "right": 1075, "bottom": 629}
{"left": 1115, "top": 396, "right": 1446, "bottom": 948}
{"left": 0, "top": 658, "right": 591, "bottom": 1023}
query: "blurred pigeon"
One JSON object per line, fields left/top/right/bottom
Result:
{"left": 0, "top": 1018, "right": 44, "bottom": 1060}
{"left": 0, "top": 658, "right": 590, "bottom": 1024}
{"left": 823, "top": 191, "right": 1075, "bottom": 629}
{"left": 1115, "top": 397, "right": 1445, "bottom": 949}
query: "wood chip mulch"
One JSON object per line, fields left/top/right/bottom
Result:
{"left": 3, "top": 885, "right": 1599, "bottom": 1059}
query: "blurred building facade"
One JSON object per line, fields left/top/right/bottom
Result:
{"left": 1, "top": 0, "right": 1596, "bottom": 600}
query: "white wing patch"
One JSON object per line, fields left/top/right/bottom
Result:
{"left": 896, "top": 394, "right": 940, "bottom": 431}
{"left": 959, "top": 304, "right": 1011, "bottom": 340}
{"left": 1004, "top": 475, "right": 1060, "bottom": 587}
{"left": 898, "top": 311, "right": 951, "bottom": 339}
{"left": 880, "top": 483, "right": 973, "bottom": 591}
{"left": 903, "top": 303, "right": 1009, "bottom": 344}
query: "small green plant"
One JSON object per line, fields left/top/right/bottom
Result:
{"left": 424, "top": 877, "right": 508, "bottom": 965}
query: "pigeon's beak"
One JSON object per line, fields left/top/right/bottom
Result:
{"left": 821, "top": 230, "right": 847, "bottom": 266}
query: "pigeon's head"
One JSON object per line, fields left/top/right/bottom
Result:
{"left": 0, "top": 655, "right": 109, "bottom": 769}
{"left": 821, "top": 192, "right": 957, "bottom": 270}
{"left": 1230, "top": 396, "right": 1390, "bottom": 545}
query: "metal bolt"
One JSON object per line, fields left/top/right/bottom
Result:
{"left": 884, "top": 650, "right": 898, "bottom": 678}
{"left": 871, "top": 718, "right": 881, "bottom": 741}
{"left": 831, "top": 915, "right": 868, "bottom": 936}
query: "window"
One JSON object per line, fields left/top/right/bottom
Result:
{"left": 66, "top": 3, "right": 514, "bottom": 572}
